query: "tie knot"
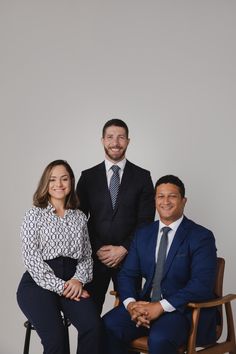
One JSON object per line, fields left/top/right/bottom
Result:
{"left": 111, "top": 165, "right": 120, "bottom": 174}
{"left": 161, "top": 227, "right": 171, "bottom": 236}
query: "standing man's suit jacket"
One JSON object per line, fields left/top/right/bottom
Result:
{"left": 76, "top": 160, "right": 155, "bottom": 252}
{"left": 118, "top": 216, "right": 218, "bottom": 344}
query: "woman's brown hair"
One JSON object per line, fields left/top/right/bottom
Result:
{"left": 33, "top": 160, "right": 78, "bottom": 209}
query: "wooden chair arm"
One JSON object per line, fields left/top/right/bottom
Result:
{"left": 111, "top": 291, "right": 236, "bottom": 309}
{"left": 110, "top": 290, "right": 236, "bottom": 353}
{"left": 110, "top": 290, "right": 118, "bottom": 296}
{"left": 188, "top": 294, "right": 236, "bottom": 309}
{"left": 110, "top": 290, "right": 120, "bottom": 307}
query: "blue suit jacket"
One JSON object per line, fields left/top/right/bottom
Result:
{"left": 118, "top": 216, "right": 218, "bottom": 345}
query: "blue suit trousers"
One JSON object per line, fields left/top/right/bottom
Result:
{"left": 102, "top": 304, "right": 190, "bottom": 354}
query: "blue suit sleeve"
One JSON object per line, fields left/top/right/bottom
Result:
{"left": 165, "top": 230, "right": 217, "bottom": 310}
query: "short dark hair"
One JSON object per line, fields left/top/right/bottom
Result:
{"left": 102, "top": 119, "right": 129, "bottom": 138}
{"left": 33, "top": 159, "right": 78, "bottom": 209}
{"left": 155, "top": 175, "right": 185, "bottom": 198}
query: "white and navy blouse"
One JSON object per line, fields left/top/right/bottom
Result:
{"left": 20, "top": 203, "right": 93, "bottom": 295}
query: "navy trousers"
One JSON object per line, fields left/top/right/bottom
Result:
{"left": 85, "top": 259, "right": 120, "bottom": 315}
{"left": 102, "top": 304, "right": 190, "bottom": 354}
{"left": 17, "top": 257, "right": 102, "bottom": 354}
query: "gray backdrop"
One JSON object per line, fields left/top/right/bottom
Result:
{"left": 1, "top": 1, "right": 235, "bottom": 353}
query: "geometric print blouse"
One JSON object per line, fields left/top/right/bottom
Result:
{"left": 20, "top": 203, "right": 93, "bottom": 295}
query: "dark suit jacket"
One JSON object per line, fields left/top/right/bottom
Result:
{"left": 76, "top": 160, "right": 155, "bottom": 253}
{"left": 118, "top": 216, "right": 217, "bottom": 345}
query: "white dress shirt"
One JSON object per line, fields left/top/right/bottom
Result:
{"left": 104, "top": 158, "right": 126, "bottom": 186}
{"left": 124, "top": 216, "right": 184, "bottom": 312}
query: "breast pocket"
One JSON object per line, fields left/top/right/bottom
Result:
{"left": 169, "top": 252, "right": 191, "bottom": 283}
{"left": 175, "top": 252, "right": 188, "bottom": 258}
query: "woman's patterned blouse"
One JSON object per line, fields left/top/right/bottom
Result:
{"left": 20, "top": 203, "right": 93, "bottom": 295}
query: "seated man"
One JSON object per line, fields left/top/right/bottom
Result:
{"left": 102, "top": 175, "right": 217, "bottom": 354}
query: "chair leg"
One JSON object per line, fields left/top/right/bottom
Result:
{"left": 65, "top": 324, "right": 70, "bottom": 354}
{"left": 23, "top": 322, "right": 32, "bottom": 354}
{"left": 62, "top": 315, "right": 71, "bottom": 354}
{"left": 23, "top": 317, "right": 70, "bottom": 354}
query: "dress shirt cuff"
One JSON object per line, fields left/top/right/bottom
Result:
{"left": 57, "top": 281, "right": 66, "bottom": 296}
{"left": 123, "top": 297, "right": 136, "bottom": 310}
{"left": 160, "top": 299, "right": 176, "bottom": 312}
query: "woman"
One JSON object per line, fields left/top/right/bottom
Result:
{"left": 17, "top": 160, "right": 102, "bottom": 354}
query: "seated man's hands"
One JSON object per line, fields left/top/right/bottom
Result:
{"left": 127, "top": 301, "right": 164, "bottom": 328}
{"left": 127, "top": 301, "right": 150, "bottom": 328}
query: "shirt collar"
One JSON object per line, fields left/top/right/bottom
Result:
{"left": 159, "top": 215, "right": 184, "bottom": 232}
{"left": 104, "top": 158, "right": 127, "bottom": 172}
{"left": 45, "top": 202, "right": 72, "bottom": 216}
{"left": 46, "top": 202, "right": 55, "bottom": 213}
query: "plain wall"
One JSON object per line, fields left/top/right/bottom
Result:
{"left": 1, "top": 1, "right": 236, "bottom": 353}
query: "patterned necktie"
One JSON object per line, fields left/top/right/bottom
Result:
{"left": 109, "top": 165, "right": 120, "bottom": 209}
{"left": 151, "top": 226, "right": 171, "bottom": 302}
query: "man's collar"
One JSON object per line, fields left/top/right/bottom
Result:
{"left": 159, "top": 215, "right": 184, "bottom": 232}
{"left": 104, "top": 158, "right": 127, "bottom": 172}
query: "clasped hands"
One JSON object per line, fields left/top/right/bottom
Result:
{"left": 63, "top": 278, "right": 89, "bottom": 301}
{"left": 97, "top": 245, "right": 128, "bottom": 268}
{"left": 127, "top": 301, "right": 164, "bottom": 328}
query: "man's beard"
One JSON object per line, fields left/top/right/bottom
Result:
{"left": 104, "top": 146, "right": 127, "bottom": 162}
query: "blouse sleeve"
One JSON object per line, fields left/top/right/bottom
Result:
{"left": 72, "top": 211, "right": 93, "bottom": 285}
{"left": 20, "top": 208, "right": 65, "bottom": 295}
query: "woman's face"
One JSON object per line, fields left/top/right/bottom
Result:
{"left": 48, "top": 165, "right": 71, "bottom": 204}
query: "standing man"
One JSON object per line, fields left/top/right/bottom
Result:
{"left": 76, "top": 119, "right": 155, "bottom": 314}
{"left": 103, "top": 175, "right": 217, "bottom": 354}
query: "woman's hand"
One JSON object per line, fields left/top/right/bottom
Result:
{"left": 63, "top": 279, "right": 85, "bottom": 301}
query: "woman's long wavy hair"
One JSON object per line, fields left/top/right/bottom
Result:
{"left": 33, "top": 159, "right": 78, "bottom": 209}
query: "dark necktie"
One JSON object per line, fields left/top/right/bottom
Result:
{"left": 109, "top": 165, "right": 120, "bottom": 209}
{"left": 151, "top": 226, "right": 171, "bottom": 302}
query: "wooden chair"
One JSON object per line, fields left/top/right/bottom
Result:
{"left": 110, "top": 257, "right": 236, "bottom": 354}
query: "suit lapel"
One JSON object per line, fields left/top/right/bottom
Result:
{"left": 119, "top": 160, "right": 133, "bottom": 191}
{"left": 163, "top": 217, "right": 189, "bottom": 277}
{"left": 149, "top": 222, "right": 159, "bottom": 271}
{"left": 145, "top": 222, "right": 160, "bottom": 290}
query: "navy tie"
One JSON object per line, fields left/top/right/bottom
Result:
{"left": 109, "top": 165, "right": 120, "bottom": 209}
{"left": 151, "top": 226, "right": 171, "bottom": 302}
